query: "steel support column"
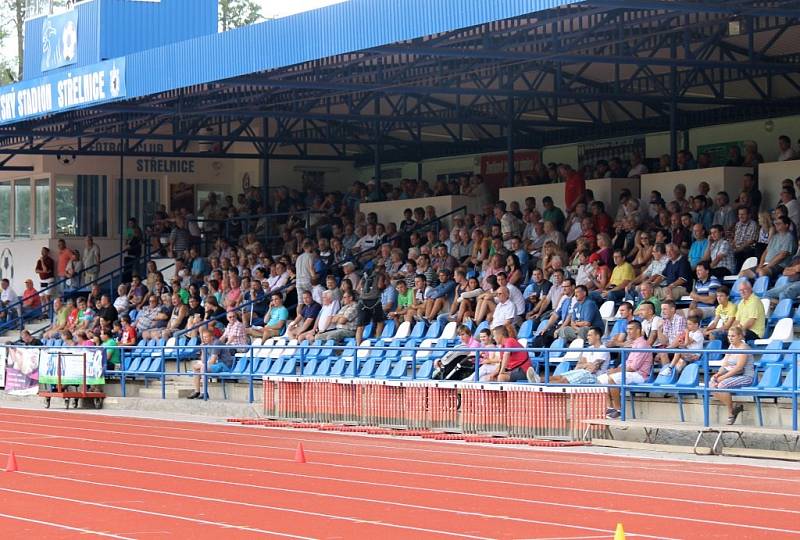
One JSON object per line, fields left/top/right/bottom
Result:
{"left": 261, "top": 117, "right": 270, "bottom": 210}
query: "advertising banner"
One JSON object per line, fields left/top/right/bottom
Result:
{"left": 0, "top": 58, "right": 126, "bottom": 125}
{"left": 577, "top": 136, "right": 646, "bottom": 170}
{"left": 39, "top": 348, "right": 105, "bottom": 386}
{"left": 4, "top": 347, "right": 40, "bottom": 395}
{"left": 0, "top": 347, "right": 6, "bottom": 388}
{"left": 697, "top": 141, "right": 746, "bottom": 167}
{"left": 41, "top": 10, "right": 79, "bottom": 72}
{"left": 480, "top": 149, "right": 542, "bottom": 192}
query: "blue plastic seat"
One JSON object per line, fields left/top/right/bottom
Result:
{"left": 517, "top": 320, "right": 534, "bottom": 339}
{"left": 768, "top": 298, "right": 793, "bottom": 327}
{"left": 379, "top": 320, "right": 396, "bottom": 339}
{"left": 773, "top": 275, "right": 790, "bottom": 290}
{"left": 474, "top": 320, "right": 489, "bottom": 335}
{"left": 752, "top": 275, "right": 769, "bottom": 296}
{"left": 755, "top": 340, "right": 784, "bottom": 368}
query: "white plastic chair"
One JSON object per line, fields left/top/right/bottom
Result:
{"left": 562, "top": 338, "right": 584, "bottom": 361}
{"left": 153, "top": 336, "right": 176, "bottom": 358}
{"left": 754, "top": 318, "right": 793, "bottom": 346}
{"left": 599, "top": 301, "right": 616, "bottom": 321}
{"left": 761, "top": 298, "right": 773, "bottom": 319}
{"left": 237, "top": 337, "right": 262, "bottom": 358}
{"left": 440, "top": 321, "right": 458, "bottom": 340}
{"left": 391, "top": 321, "right": 411, "bottom": 341}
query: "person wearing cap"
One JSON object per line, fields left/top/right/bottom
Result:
{"left": 589, "top": 250, "right": 634, "bottom": 305}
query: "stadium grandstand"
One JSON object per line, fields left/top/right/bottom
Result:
{"left": 0, "top": 0, "right": 800, "bottom": 540}
{"left": 0, "top": 0, "right": 799, "bottom": 535}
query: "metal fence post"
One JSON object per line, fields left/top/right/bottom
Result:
{"left": 702, "top": 351, "right": 710, "bottom": 427}
{"left": 793, "top": 352, "right": 798, "bottom": 432}
{"left": 620, "top": 349, "right": 628, "bottom": 421}
{"left": 248, "top": 346, "right": 255, "bottom": 403}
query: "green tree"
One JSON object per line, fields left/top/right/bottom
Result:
{"left": 1, "top": 0, "right": 69, "bottom": 82}
{"left": 219, "top": 0, "right": 262, "bottom": 32}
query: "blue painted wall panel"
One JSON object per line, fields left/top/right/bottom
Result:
{"left": 124, "top": 0, "right": 581, "bottom": 100}
{"left": 16, "top": 0, "right": 581, "bottom": 119}
{"left": 23, "top": 0, "right": 216, "bottom": 80}
{"left": 100, "top": 0, "right": 217, "bottom": 60}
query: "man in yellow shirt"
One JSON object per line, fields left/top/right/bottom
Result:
{"left": 734, "top": 280, "right": 765, "bottom": 341}
{"left": 590, "top": 250, "right": 635, "bottom": 304}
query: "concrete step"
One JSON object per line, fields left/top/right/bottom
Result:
{"left": 138, "top": 384, "right": 196, "bottom": 399}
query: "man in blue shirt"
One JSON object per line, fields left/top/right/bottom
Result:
{"left": 557, "top": 285, "right": 603, "bottom": 341}
{"left": 688, "top": 223, "right": 708, "bottom": 270}
{"left": 656, "top": 243, "right": 693, "bottom": 300}
{"left": 691, "top": 196, "right": 714, "bottom": 232}
{"left": 188, "top": 328, "right": 232, "bottom": 400}
{"left": 248, "top": 292, "right": 288, "bottom": 340}
{"left": 531, "top": 279, "right": 575, "bottom": 348}
{"left": 423, "top": 269, "right": 457, "bottom": 322}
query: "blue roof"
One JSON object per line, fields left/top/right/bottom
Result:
{"left": 0, "top": 0, "right": 581, "bottom": 126}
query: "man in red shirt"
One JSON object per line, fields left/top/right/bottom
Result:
{"left": 56, "top": 239, "right": 71, "bottom": 295}
{"left": 591, "top": 201, "right": 613, "bottom": 234}
{"left": 119, "top": 315, "right": 138, "bottom": 346}
{"left": 21, "top": 279, "right": 42, "bottom": 318}
{"left": 559, "top": 164, "right": 586, "bottom": 213}
{"left": 490, "top": 326, "right": 531, "bottom": 382}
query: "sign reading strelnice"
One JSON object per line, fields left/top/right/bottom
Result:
{"left": 0, "top": 58, "right": 126, "bottom": 125}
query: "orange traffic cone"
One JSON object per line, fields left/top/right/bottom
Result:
{"left": 294, "top": 442, "right": 307, "bottom": 463}
{"left": 614, "top": 523, "right": 625, "bottom": 540}
{"left": 5, "top": 450, "right": 18, "bottom": 472}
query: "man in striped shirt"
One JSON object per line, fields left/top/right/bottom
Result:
{"left": 688, "top": 261, "right": 721, "bottom": 319}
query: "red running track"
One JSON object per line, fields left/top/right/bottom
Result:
{"left": 0, "top": 407, "right": 798, "bottom": 539}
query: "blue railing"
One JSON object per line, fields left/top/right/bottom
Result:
{"left": 10, "top": 342, "right": 799, "bottom": 430}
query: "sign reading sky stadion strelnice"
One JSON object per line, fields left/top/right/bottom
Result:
{"left": 0, "top": 58, "right": 126, "bottom": 126}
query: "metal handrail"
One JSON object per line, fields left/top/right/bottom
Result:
{"left": 16, "top": 341, "right": 800, "bottom": 429}
{"left": 1, "top": 244, "right": 158, "bottom": 331}
{"left": 339, "top": 205, "right": 468, "bottom": 268}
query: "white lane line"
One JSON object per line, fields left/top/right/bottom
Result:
{"left": 5, "top": 409, "right": 798, "bottom": 483}
{"left": 0, "top": 421, "right": 797, "bottom": 502}
{"left": 7, "top": 472, "right": 493, "bottom": 540}
{"left": 0, "top": 485, "right": 316, "bottom": 539}
{"left": 15, "top": 452, "right": 797, "bottom": 537}
{"left": 0, "top": 511, "right": 135, "bottom": 539}
{"left": 18, "top": 453, "right": 666, "bottom": 539}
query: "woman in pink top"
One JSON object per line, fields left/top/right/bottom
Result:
{"left": 433, "top": 325, "right": 482, "bottom": 380}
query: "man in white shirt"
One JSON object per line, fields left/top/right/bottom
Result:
{"left": 299, "top": 290, "right": 340, "bottom": 342}
{"left": 489, "top": 286, "right": 517, "bottom": 334}
{"left": 266, "top": 262, "right": 289, "bottom": 292}
{"left": 546, "top": 327, "right": 610, "bottom": 384}
{"left": 638, "top": 301, "right": 663, "bottom": 347}
{"left": 0, "top": 278, "right": 20, "bottom": 320}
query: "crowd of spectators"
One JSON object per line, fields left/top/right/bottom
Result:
{"left": 15, "top": 135, "right": 800, "bottom": 419}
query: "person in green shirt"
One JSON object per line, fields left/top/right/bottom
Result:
{"left": 388, "top": 280, "right": 414, "bottom": 323}
{"left": 634, "top": 281, "right": 661, "bottom": 316}
{"left": 541, "top": 196, "right": 566, "bottom": 232}
{"left": 101, "top": 329, "right": 120, "bottom": 370}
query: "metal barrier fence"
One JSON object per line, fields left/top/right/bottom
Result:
{"left": 3, "top": 343, "right": 798, "bottom": 432}
{"left": 261, "top": 376, "right": 607, "bottom": 440}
